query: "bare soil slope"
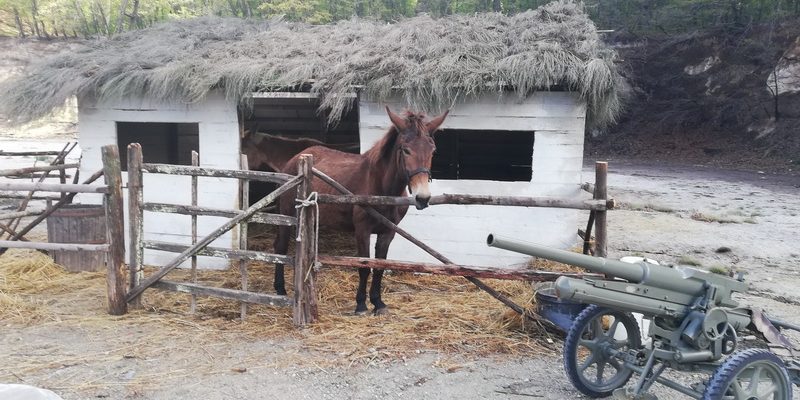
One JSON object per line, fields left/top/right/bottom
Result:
{"left": 588, "top": 19, "right": 800, "bottom": 173}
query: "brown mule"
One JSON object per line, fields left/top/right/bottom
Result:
{"left": 273, "top": 107, "right": 449, "bottom": 315}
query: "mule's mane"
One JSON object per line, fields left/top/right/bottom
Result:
{"left": 365, "top": 111, "right": 429, "bottom": 164}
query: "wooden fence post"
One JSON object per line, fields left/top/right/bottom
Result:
{"left": 239, "top": 154, "right": 249, "bottom": 320}
{"left": 127, "top": 144, "right": 144, "bottom": 308}
{"left": 293, "top": 154, "right": 318, "bottom": 327}
{"left": 594, "top": 161, "right": 608, "bottom": 258}
{"left": 190, "top": 151, "right": 199, "bottom": 314}
{"left": 102, "top": 145, "right": 127, "bottom": 315}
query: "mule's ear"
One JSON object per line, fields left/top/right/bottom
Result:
{"left": 425, "top": 110, "right": 450, "bottom": 133}
{"left": 386, "top": 106, "right": 407, "bottom": 131}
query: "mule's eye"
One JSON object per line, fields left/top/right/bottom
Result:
{"left": 402, "top": 147, "right": 411, "bottom": 155}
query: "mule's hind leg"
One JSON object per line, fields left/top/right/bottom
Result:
{"left": 370, "top": 232, "right": 395, "bottom": 315}
{"left": 354, "top": 227, "right": 371, "bottom": 315}
{"left": 273, "top": 225, "right": 291, "bottom": 295}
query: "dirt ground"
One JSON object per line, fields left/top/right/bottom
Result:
{"left": 2, "top": 139, "right": 800, "bottom": 399}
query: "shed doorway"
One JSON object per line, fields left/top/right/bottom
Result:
{"left": 240, "top": 93, "right": 360, "bottom": 206}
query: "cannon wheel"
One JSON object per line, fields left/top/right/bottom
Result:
{"left": 564, "top": 305, "right": 642, "bottom": 398}
{"left": 703, "top": 348, "right": 792, "bottom": 400}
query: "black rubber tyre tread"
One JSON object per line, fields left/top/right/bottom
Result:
{"left": 703, "top": 348, "right": 792, "bottom": 400}
{"left": 563, "top": 304, "right": 642, "bottom": 398}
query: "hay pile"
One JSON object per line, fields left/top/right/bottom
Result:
{"left": 0, "top": 1, "right": 623, "bottom": 128}
{"left": 0, "top": 249, "right": 104, "bottom": 323}
{"left": 1, "top": 239, "right": 563, "bottom": 366}
{"left": 138, "top": 260, "right": 554, "bottom": 364}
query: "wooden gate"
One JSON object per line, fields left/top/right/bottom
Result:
{"left": 119, "top": 144, "right": 319, "bottom": 326}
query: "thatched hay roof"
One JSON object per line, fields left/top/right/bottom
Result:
{"left": 0, "top": 1, "right": 623, "bottom": 127}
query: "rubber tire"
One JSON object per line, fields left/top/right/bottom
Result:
{"left": 563, "top": 305, "right": 642, "bottom": 398}
{"left": 703, "top": 348, "right": 792, "bottom": 400}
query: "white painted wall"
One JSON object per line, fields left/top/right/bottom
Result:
{"left": 360, "top": 92, "right": 587, "bottom": 267}
{"left": 76, "top": 91, "right": 240, "bottom": 269}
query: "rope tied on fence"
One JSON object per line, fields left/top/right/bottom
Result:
{"left": 295, "top": 191, "right": 321, "bottom": 279}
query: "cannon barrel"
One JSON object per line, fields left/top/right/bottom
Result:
{"left": 486, "top": 234, "right": 708, "bottom": 296}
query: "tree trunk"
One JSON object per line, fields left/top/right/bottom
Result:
{"left": 117, "top": 0, "right": 129, "bottom": 33}
{"left": 130, "top": 0, "right": 141, "bottom": 28}
{"left": 492, "top": 0, "right": 502, "bottom": 12}
{"left": 31, "top": 0, "right": 41, "bottom": 37}
{"left": 95, "top": 0, "right": 109, "bottom": 36}
{"left": 74, "top": 0, "right": 90, "bottom": 37}
{"left": 13, "top": 7, "right": 26, "bottom": 38}
{"left": 240, "top": 0, "right": 251, "bottom": 18}
{"left": 772, "top": 67, "right": 781, "bottom": 121}
{"left": 39, "top": 20, "right": 50, "bottom": 39}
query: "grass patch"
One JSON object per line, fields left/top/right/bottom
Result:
{"left": 690, "top": 212, "right": 741, "bottom": 224}
{"left": 677, "top": 256, "right": 702, "bottom": 266}
{"left": 707, "top": 265, "right": 731, "bottom": 275}
{"left": 620, "top": 202, "right": 675, "bottom": 213}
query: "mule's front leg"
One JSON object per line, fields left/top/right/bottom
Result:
{"left": 273, "top": 225, "right": 291, "bottom": 295}
{"left": 370, "top": 232, "right": 395, "bottom": 315}
{"left": 354, "top": 228, "right": 371, "bottom": 315}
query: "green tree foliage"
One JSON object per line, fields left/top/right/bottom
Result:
{"left": 1, "top": 0, "right": 798, "bottom": 38}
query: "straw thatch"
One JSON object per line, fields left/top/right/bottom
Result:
{"left": 0, "top": 1, "right": 623, "bottom": 127}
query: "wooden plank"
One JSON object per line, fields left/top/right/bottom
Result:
{"left": 0, "top": 240, "right": 109, "bottom": 251}
{"left": 102, "top": 145, "right": 128, "bottom": 316}
{"left": 0, "top": 150, "right": 63, "bottom": 156}
{"left": 249, "top": 92, "right": 356, "bottom": 99}
{"left": 0, "top": 163, "right": 79, "bottom": 176}
{"left": 127, "top": 144, "right": 144, "bottom": 309}
{"left": 594, "top": 162, "right": 608, "bottom": 258}
{"left": 152, "top": 280, "right": 292, "bottom": 307}
{"left": 4, "top": 173, "right": 73, "bottom": 180}
{"left": 141, "top": 163, "right": 293, "bottom": 184}
{"left": 582, "top": 182, "right": 595, "bottom": 195}
{"left": 0, "top": 193, "right": 62, "bottom": 201}
{"left": 0, "top": 209, "right": 44, "bottom": 220}
{"left": 319, "top": 256, "right": 604, "bottom": 281}
{"left": 315, "top": 193, "right": 608, "bottom": 211}
{"left": 143, "top": 240, "right": 293, "bottom": 265}
{"left": 0, "top": 182, "right": 109, "bottom": 194}
{"left": 141, "top": 203, "right": 297, "bottom": 226}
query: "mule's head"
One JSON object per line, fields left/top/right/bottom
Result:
{"left": 385, "top": 106, "right": 449, "bottom": 210}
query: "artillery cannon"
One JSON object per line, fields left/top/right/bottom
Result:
{"left": 487, "top": 233, "right": 800, "bottom": 400}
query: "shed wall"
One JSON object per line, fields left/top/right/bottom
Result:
{"left": 76, "top": 92, "right": 240, "bottom": 269}
{"left": 359, "top": 92, "right": 587, "bottom": 267}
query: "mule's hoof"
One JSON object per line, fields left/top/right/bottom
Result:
{"left": 276, "top": 290, "right": 287, "bottom": 296}
{"left": 354, "top": 309, "right": 369, "bottom": 316}
{"left": 373, "top": 307, "right": 390, "bottom": 316}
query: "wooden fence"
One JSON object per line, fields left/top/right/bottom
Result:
{"left": 114, "top": 145, "right": 612, "bottom": 329}
{"left": 0, "top": 144, "right": 127, "bottom": 315}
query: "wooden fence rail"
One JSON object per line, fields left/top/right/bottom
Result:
{"left": 317, "top": 193, "right": 613, "bottom": 211}
{"left": 0, "top": 163, "right": 79, "bottom": 176}
{"left": 320, "top": 256, "right": 604, "bottom": 282}
{"left": 141, "top": 163, "right": 293, "bottom": 184}
{"left": 141, "top": 202, "right": 296, "bottom": 226}
{"left": 0, "top": 182, "right": 108, "bottom": 194}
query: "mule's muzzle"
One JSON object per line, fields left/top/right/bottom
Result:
{"left": 414, "top": 194, "right": 430, "bottom": 210}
